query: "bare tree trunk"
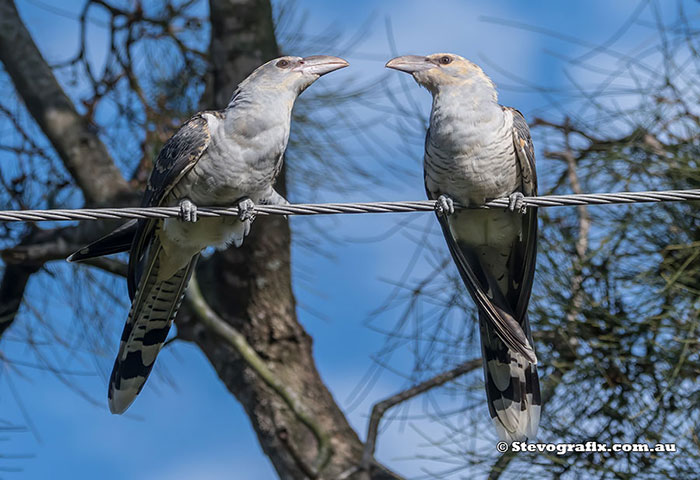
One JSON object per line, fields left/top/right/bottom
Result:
{"left": 174, "top": 1, "right": 400, "bottom": 477}
{"left": 0, "top": 0, "right": 399, "bottom": 477}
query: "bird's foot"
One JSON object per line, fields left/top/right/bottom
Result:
{"left": 179, "top": 198, "right": 198, "bottom": 222}
{"left": 435, "top": 194, "right": 455, "bottom": 217}
{"left": 508, "top": 192, "right": 527, "bottom": 214}
{"left": 237, "top": 197, "right": 256, "bottom": 222}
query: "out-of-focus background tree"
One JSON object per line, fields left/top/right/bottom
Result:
{"left": 0, "top": 0, "right": 697, "bottom": 479}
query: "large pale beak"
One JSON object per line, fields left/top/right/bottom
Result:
{"left": 296, "top": 55, "right": 349, "bottom": 76}
{"left": 385, "top": 55, "right": 435, "bottom": 74}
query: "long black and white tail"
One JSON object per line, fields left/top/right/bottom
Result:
{"left": 108, "top": 242, "right": 197, "bottom": 414}
{"left": 480, "top": 312, "right": 541, "bottom": 441}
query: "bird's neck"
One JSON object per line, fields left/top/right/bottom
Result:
{"left": 224, "top": 87, "right": 297, "bottom": 139}
{"left": 429, "top": 83, "right": 503, "bottom": 149}
{"left": 431, "top": 83, "right": 501, "bottom": 126}
{"left": 432, "top": 79, "right": 499, "bottom": 110}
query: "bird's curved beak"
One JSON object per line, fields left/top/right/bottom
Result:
{"left": 296, "top": 56, "right": 349, "bottom": 76}
{"left": 385, "top": 55, "right": 434, "bottom": 74}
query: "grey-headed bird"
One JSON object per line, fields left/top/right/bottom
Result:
{"left": 386, "top": 53, "right": 541, "bottom": 441}
{"left": 68, "top": 55, "right": 349, "bottom": 414}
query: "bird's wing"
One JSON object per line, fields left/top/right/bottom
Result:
{"left": 433, "top": 211, "right": 537, "bottom": 363}
{"left": 482, "top": 107, "right": 540, "bottom": 440}
{"left": 127, "top": 111, "right": 221, "bottom": 298}
{"left": 109, "top": 111, "right": 221, "bottom": 413}
{"left": 66, "top": 111, "right": 222, "bottom": 268}
{"left": 506, "top": 107, "right": 537, "bottom": 196}
{"left": 504, "top": 106, "right": 538, "bottom": 324}
{"left": 425, "top": 126, "right": 537, "bottom": 364}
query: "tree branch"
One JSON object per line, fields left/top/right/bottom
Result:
{"left": 360, "top": 359, "right": 482, "bottom": 472}
{"left": 186, "top": 275, "right": 333, "bottom": 477}
{"left": 487, "top": 451, "right": 516, "bottom": 480}
{"left": 0, "top": 215, "right": 135, "bottom": 339}
{"left": 0, "top": 0, "right": 129, "bottom": 205}
{"left": 201, "top": 0, "right": 281, "bottom": 110}
{"left": 0, "top": 217, "right": 135, "bottom": 265}
{"left": 0, "top": 263, "right": 40, "bottom": 337}
{"left": 560, "top": 120, "right": 591, "bottom": 324}
{"left": 80, "top": 257, "right": 127, "bottom": 277}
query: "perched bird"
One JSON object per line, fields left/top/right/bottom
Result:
{"left": 386, "top": 53, "right": 541, "bottom": 441}
{"left": 68, "top": 55, "right": 349, "bottom": 414}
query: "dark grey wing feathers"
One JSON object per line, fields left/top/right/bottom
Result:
{"left": 504, "top": 106, "right": 538, "bottom": 322}
{"left": 139, "top": 112, "right": 220, "bottom": 209}
{"left": 506, "top": 107, "right": 537, "bottom": 196}
{"left": 66, "top": 111, "right": 220, "bottom": 277}
{"left": 434, "top": 214, "right": 537, "bottom": 363}
{"left": 127, "top": 112, "right": 218, "bottom": 298}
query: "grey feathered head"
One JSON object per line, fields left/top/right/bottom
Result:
{"left": 230, "top": 55, "right": 349, "bottom": 104}
{"left": 386, "top": 53, "right": 497, "bottom": 99}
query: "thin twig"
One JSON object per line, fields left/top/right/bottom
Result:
{"left": 562, "top": 121, "right": 591, "bottom": 324}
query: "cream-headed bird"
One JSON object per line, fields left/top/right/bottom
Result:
{"left": 387, "top": 53, "right": 541, "bottom": 442}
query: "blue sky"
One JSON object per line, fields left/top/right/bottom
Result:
{"left": 0, "top": 0, "right": 690, "bottom": 478}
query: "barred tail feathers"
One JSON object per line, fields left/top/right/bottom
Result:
{"left": 108, "top": 243, "right": 197, "bottom": 414}
{"left": 480, "top": 312, "right": 541, "bottom": 441}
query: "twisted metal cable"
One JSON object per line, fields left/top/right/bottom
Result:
{"left": 0, "top": 189, "right": 698, "bottom": 223}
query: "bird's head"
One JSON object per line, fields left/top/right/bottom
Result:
{"left": 386, "top": 53, "right": 495, "bottom": 97}
{"left": 236, "top": 55, "right": 349, "bottom": 98}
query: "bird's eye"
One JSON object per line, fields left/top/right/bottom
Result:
{"left": 439, "top": 56, "right": 452, "bottom": 65}
{"left": 276, "top": 59, "right": 290, "bottom": 68}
